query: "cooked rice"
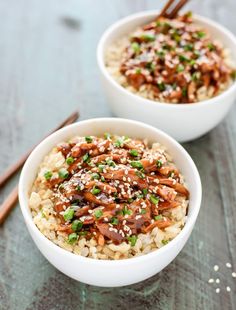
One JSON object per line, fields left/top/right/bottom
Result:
{"left": 29, "top": 138, "right": 188, "bottom": 260}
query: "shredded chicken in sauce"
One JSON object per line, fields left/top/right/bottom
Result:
{"left": 120, "top": 12, "right": 236, "bottom": 103}
{"left": 44, "top": 134, "right": 189, "bottom": 246}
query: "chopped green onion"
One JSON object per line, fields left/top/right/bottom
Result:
{"left": 77, "top": 185, "right": 81, "bottom": 191}
{"left": 94, "top": 209, "right": 103, "bottom": 219}
{"left": 129, "top": 149, "right": 139, "bottom": 157}
{"left": 44, "top": 170, "right": 52, "bottom": 180}
{"left": 231, "top": 71, "right": 236, "bottom": 80}
{"left": 135, "top": 170, "right": 145, "bottom": 179}
{"left": 162, "top": 239, "right": 169, "bottom": 245}
{"left": 114, "top": 138, "right": 123, "bottom": 148}
{"left": 104, "top": 132, "right": 111, "bottom": 140}
{"left": 66, "top": 157, "right": 74, "bottom": 165}
{"left": 135, "top": 68, "right": 141, "bottom": 74}
{"left": 91, "top": 186, "right": 101, "bottom": 195}
{"left": 196, "top": 31, "right": 205, "bottom": 38}
{"left": 177, "top": 64, "right": 184, "bottom": 73}
{"left": 131, "top": 42, "right": 140, "bottom": 53}
{"left": 141, "top": 33, "right": 155, "bottom": 42}
{"left": 157, "top": 82, "right": 166, "bottom": 91}
{"left": 63, "top": 208, "right": 74, "bottom": 221}
{"left": 131, "top": 161, "right": 143, "bottom": 169}
{"left": 141, "top": 209, "right": 147, "bottom": 214}
{"left": 142, "top": 188, "right": 148, "bottom": 196}
{"left": 172, "top": 33, "right": 181, "bottom": 43}
{"left": 182, "top": 87, "right": 187, "bottom": 97}
{"left": 156, "top": 50, "right": 165, "bottom": 59}
{"left": 154, "top": 214, "right": 163, "bottom": 221}
{"left": 189, "top": 59, "right": 196, "bottom": 66}
{"left": 150, "top": 195, "right": 159, "bottom": 205}
{"left": 106, "top": 158, "right": 116, "bottom": 167}
{"left": 146, "top": 62, "right": 155, "bottom": 72}
{"left": 68, "top": 233, "right": 77, "bottom": 244}
{"left": 85, "top": 136, "right": 93, "bottom": 143}
{"left": 122, "top": 205, "right": 132, "bottom": 216}
{"left": 186, "top": 11, "right": 192, "bottom": 18}
{"left": 91, "top": 173, "right": 100, "bottom": 180}
{"left": 207, "top": 43, "right": 215, "bottom": 51}
{"left": 110, "top": 217, "right": 119, "bottom": 225}
{"left": 58, "top": 168, "right": 69, "bottom": 179}
{"left": 179, "top": 55, "right": 189, "bottom": 62}
{"left": 128, "top": 198, "right": 134, "bottom": 203}
{"left": 192, "top": 72, "right": 200, "bottom": 81}
{"left": 83, "top": 153, "right": 90, "bottom": 163}
{"left": 78, "top": 231, "right": 88, "bottom": 236}
{"left": 156, "top": 160, "right": 163, "bottom": 168}
{"left": 128, "top": 235, "right": 137, "bottom": 246}
{"left": 184, "top": 44, "right": 193, "bottom": 51}
{"left": 98, "top": 164, "right": 105, "bottom": 172}
{"left": 71, "top": 220, "right": 83, "bottom": 232}
{"left": 101, "top": 176, "right": 105, "bottom": 182}
{"left": 194, "top": 50, "right": 201, "bottom": 58}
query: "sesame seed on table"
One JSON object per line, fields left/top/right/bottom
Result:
{"left": 0, "top": 0, "right": 236, "bottom": 309}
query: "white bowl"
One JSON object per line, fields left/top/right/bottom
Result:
{"left": 97, "top": 11, "right": 236, "bottom": 142}
{"left": 19, "top": 118, "right": 202, "bottom": 287}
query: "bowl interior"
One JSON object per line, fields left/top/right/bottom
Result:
{"left": 19, "top": 118, "right": 202, "bottom": 247}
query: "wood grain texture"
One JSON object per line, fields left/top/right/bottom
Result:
{"left": 0, "top": 0, "right": 236, "bottom": 309}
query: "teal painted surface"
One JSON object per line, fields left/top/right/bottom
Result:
{"left": 0, "top": 0, "right": 236, "bottom": 309}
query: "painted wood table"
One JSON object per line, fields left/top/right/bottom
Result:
{"left": 0, "top": 0, "right": 236, "bottom": 309}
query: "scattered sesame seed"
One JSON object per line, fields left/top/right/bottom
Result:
{"left": 226, "top": 262, "right": 232, "bottom": 268}
{"left": 214, "top": 265, "right": 219, "bottom": 272}
{"left": 232, "top": 272, "right": 236, "bottom": 278}
{"left": 208, "top": 278, "right": 214, "bottom": 284}
{"left": 226, "top": 286, "right": 231, "bottom": 292}
{"left": 215, "top": 288, "right": 220, "bottom": 294}
{"left": 216, "top": 278, "right": 220, "bottom": 284}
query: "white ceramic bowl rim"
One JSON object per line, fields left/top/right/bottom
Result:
{"left": 97, "top": 10, "right": 236, "bottom": 108}
{"left": 19, "top": 118, "right": 202, "bottom": 265}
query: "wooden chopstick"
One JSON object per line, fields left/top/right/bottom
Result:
{"left": 159, "top": 0, "right": 189, "bottom": 19}
{"left": 159, "top": 0, "right": 175, "bottom": 18}
{"left": 168, "top": 0, "right": 189, "bottom": 18}
{"left": 0, "top": 186, "right": 18, "bottom": 225}
{"left": 0, "top": 110, "right": 79, "bottom": 225}
{"left": 0, "top": 110, "right": 79, "bottom": 189}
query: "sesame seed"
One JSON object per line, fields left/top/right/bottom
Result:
{"left": 232, "top": 272, "right": 236, "bottom": 278}
{"left": 226, "top": 262, "right": 232, "bottom": 268}
{"left": 208, "top": 279, "right": 214, "bottom": 284}
{"left": 226, "top": 286, "right": 231, "bottom": 292}
{"left": 215, "top": 288, "right": 220, "bottom": 294}
{"left": 216, "top": 279, "right": 220, "bottom": 284}
{"left": 214, "top": 265, "right": 219, "bottom": 272}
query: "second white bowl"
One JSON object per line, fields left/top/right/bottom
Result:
{"left": 97, "top": 11, "right": 236, "bottom": 142}
{"left": 19, "top": 118, "right": 202, "bottom": 287}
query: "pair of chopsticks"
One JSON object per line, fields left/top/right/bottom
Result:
{"left": 0, "top": 110, "right": 79, "bottom": 225}
{"left": 159, "top": 0, "right": 189, "bottom": 19}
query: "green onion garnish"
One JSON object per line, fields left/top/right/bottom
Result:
{"left": 68, "top": 233, "right": 77, "bottom": 244}
{"left": 58, "top": 168, "right": 69, "bottom": 179}
{"left": 91, "top": 186, "right": 101, "bottom": 195}
{"left": 110, "top": 217, "right": 119, "bottom": 225}
{"left": 94, "top": 209, "right": 103, "bottom": 219}
{"left": 131, "top": 161, "right": 143, "bottom": 169}
{"left": 71, "top": 220, "right": 83, "bottom": 232}
{"left": 150, "top": 195, "right": 159, "bottom": 205}
{"left": 154, "top": 215, "right": 163, "bottom": 221}
{"left": 63, "top": 208, "right": 74, "bottom": 221}
{"left": 131, "top": 42, "right": 140, "bottom": 53}
{"left": 91, "top": 173, "right": 100, "bottom": 180}
{"left": 44, "top": 171, "right": 52, "bottom": 180}
{"left": 129, "top": 149, "right": 139, "bottom": 157}
{"left": 156, "top": 160, "right": 163, "bottom": 168}
{"left": 83, "top": 153, "right": 90, "bottom": 163}
{"left": 66, "top": 157, "right": 74, "bottom": 165}
{"left": 128, "top": 235, "right": 138, "bottom": 246}
{"left": 85, "top": 136, "right": 93, "bottom": 143}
